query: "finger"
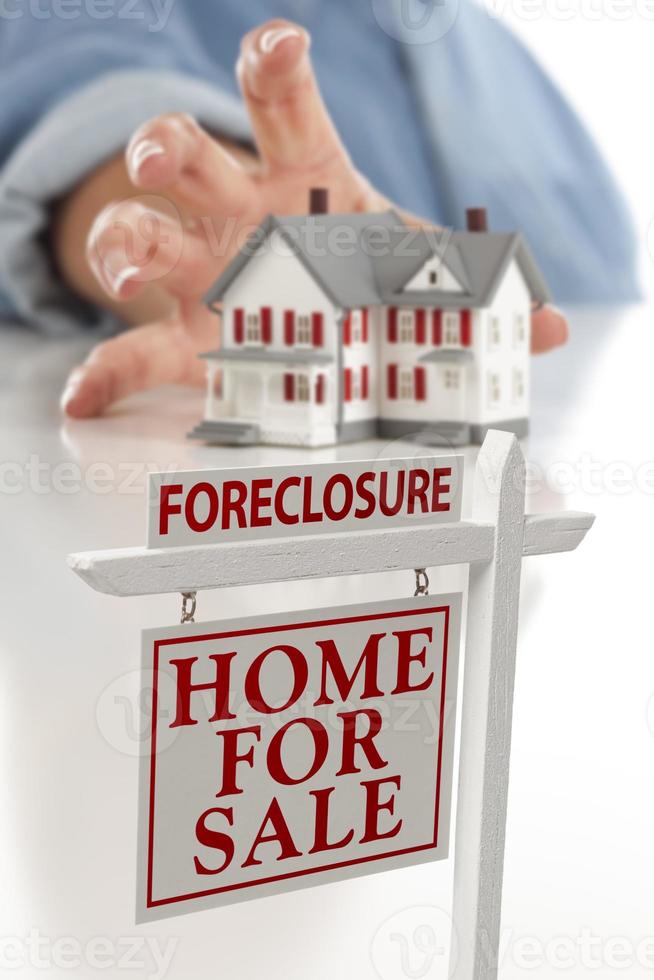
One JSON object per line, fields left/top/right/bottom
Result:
{"left": 531, "top": 305, "right": 569, "bottom": 353}
{"left": 86, "top": 197, "right": 217, "bottom": 302}
{"left": 61, "top": 303, "right": 215, "bottom": 418}
{"left": 237, "top": 19, "right": 351, "bottom": 174}
{"left": 126, "top": 112, "right": 253, "bottom": 215}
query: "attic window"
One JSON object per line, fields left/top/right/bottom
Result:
{"left": 246, "top": 313, "right": 261, "bottom": 343}
{"left": 429, "top": 270, "right": 438, "bottom": 286}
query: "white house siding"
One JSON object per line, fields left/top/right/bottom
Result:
{"left": 470, "top": 260, "right": 531, "bottom": 427}
{"left": 378, "top": 306, "right": 440, "bottom": 425}
{"left": 342, "top": 306, "right": 380, "bottom": 426}
{"left": 206, "top": 230, "right": 339, "bottom": 443}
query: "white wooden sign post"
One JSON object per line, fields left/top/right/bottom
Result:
{"left": 68, "top": 431, "right": 593, "bottom": 978}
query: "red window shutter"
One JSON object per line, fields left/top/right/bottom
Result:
{"left": 344, "top": 367, "right": 352, "bottom": 402}
{"left": 432, "top": 309, "right": 442, "bottom": 346}
{"left": 414, "top": 365, "right": 427, "bottom": 401}
{"left": 283, "top": 373, "right": 295, "bottom": 402}
{"left": 388, "top": 307, "right": 398, "bottom": 343}
{"left": 461, "top": 309, "right": 472, "bottom": 347}
{"left": 261, "top": 306, "right": 272, "bottom": 344}
{"left": 343, "top": 312, "right": 352, "bottom": 346}
{"left": 312, "top": 312, "right": 324, "bottom": 347}
{"left": 233, "top": 308, "right": 244, "bottom": 344}
{"left": 361, "top": 365, "right": 369, "bottom": 399}
{"left": 415, "top": 309, "right": 426, "bottom": 344}
{"left": 362, "top": 308, "right": 369, "bottom": 342}
{"left": 284, "top": 310, "right": 294, "bottom": 346}
{"left": 387, "top": 363, "right": 398, "bottom": 400}
{"left": 315, "top": 374, "right": 325, "bottom": 404}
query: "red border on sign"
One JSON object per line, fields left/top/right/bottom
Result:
{"left": 146, "top": 604, "right": 451, "bottom": 909}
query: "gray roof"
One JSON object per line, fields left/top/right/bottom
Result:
{"left": 204, "top": 212, "right": 551, "bottom": 312}
{"left": 418, "top": 348, "right": 475, "bottom": 364}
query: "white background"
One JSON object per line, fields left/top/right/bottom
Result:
{"left": 496, "top": 6, "right": 654, "bottom": 293}
{"left": 1, "top": 12, "right": 654, "bottom": 980}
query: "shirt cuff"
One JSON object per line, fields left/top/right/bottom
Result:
{"left": 0, "top": 68, "right": 252, "bottom": 335}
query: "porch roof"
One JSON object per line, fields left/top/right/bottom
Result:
{"left": 201, "top": 348, "right": 334, "bottom": 365}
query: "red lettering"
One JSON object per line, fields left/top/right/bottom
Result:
{"left": 308, "top": 786, "right": 354, "bottom": 855}
{"left": 359, "top": 775, "right": 402, "bottom": 844}
{"left": 194, "top": 806, "right": 234, "bottom": 875}
{"left": 323, "top": 473, "right": 354, "bottom": 522}
{"left": 241, "top": 797, "right": 302, "bottom": 867}
{"left": 158, "top": 483, "right": 182, "bottom": 535}
{"left": 221, "top": 480, "right": 247, "bottom": 530}
{"left": 169, "top": 653, "right": 236, "bottom": 727}
{"left": 274, "top": 476, "right": 301, "bottom": 525}
{"left": 214, "top": 725, "right": 261, "bottom": 797}
{"left": 379, "top": 470, "right": 405, "bottom": 517}
{"left": 185, "top": 481, "right": 219, "bottom": 533}
{"left": 250, "top": 478, "right": 273, "bottom": 528}
{"left": 407, "top": 468, "right": 430, "bottom": 515}
{"left": 336, "top": 708, "right": 387, "bottom": 776}
{"left": 314, "top": 632, "right": 385, "bottom": 706}
{"left": 391, "top": 628, "right": 434, "bottom": 694}
{"left": 301, "top": 476, "right": 323, "bottom": 524}
{"left": 431, "top": 467, "right": 452, "bottom": 512}
{"left": 353, "top": 471, "right": 376, "bottom": 519}
{"left": 267, "top": 718, "right": 329, "bottom": 785}
{"left": 244, "top": 645, "right": 308, "bottom": 714}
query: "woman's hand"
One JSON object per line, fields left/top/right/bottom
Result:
{"left": 57, "top": 18, "right": 568, "bottom": 418}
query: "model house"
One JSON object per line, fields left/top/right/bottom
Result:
{"left": 189, "top": 191, "right": 550, "bottom": 447}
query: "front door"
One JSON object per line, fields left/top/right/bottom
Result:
{"left": 236, "top": 370, "right": 264, "bottom": 419}
{"left": 437, "top": 365, "right": 466, "bottom": 421}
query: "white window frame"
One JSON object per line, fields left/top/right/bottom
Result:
{"left": 399, "top": 367, "right": 414, "bottom": 400}
{"left": 296, "top": 314, "right": 312, "bottom": 346}
{"left": 351, "top": 369, "right": 361, "bottom": 400}
{"left": 512, "top": 367, "right": 525, "bottom": 403}
{"left": 399, "top": 311, "right": 414, "bottom": 344}
{"left": 489, "top": 316, "right": 501, "bottom": 349}
{"left": 513, "top": 312, "right": 527, "bottom": 348}
{"left": 487, "top": 371, "right": 502, "bottom": 406}
{"left": 245, "top": 312, "right": 261, "bottom": 344}
{"left": 296, "top": 373, "right": 310, "bottom": 402}
{"left": 443, "top": 312, "right": 460, "bottom": 346}
{"left": 443, "top": 367, "right": 460, "bottom": 391}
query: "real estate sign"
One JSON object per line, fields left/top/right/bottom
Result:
{"left": 138, "top": 596, "right": 461, "bottom": 922}
{"left": 147, "top": 455, "right": 463, "bottom": 548}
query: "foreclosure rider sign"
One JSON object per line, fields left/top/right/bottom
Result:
{"left": 138, "top": 596, "right": 461, "bottom": 921}
{"left": 147, "top": 455, "right": 462, "bottom": 547}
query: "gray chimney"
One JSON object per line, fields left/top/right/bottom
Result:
{"left": 466, "top": 207, "right": 488, "bottom": 232}
{"left": 309, "top": 187, "right": 329, "bottom": 215}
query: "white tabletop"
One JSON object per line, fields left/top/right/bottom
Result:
{"left": 1, "top": 306, "right": 651, "bottom": 979}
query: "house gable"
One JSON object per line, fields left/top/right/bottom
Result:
{"left": 402, "top": 257, "right": 465, "bottom": 293}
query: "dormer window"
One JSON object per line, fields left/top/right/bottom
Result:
{"left": 429, "top": 270, "right": 438, "bottom": 286}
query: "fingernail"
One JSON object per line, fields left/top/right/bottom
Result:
{"left": 107, "top": 264, "right": 141, "bottom": 297}
{"left": 259, "top": 26, "right": 302, "bottom": 54}
{"left": 129, "top": 139, "right": 166, "bottom": 176}
{"left": 60, "top": 379, "right": 81, "bottom": 413}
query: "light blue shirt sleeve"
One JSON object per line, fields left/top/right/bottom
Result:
{"left": 0, "top": 0, "right": 639, "bottom": 335}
